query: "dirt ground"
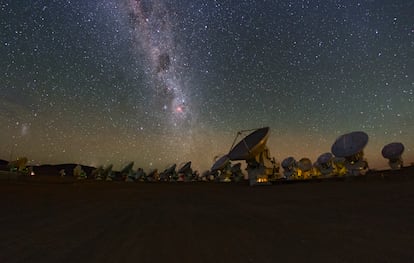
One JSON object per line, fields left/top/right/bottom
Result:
{"left": 1, "top": 176, "right": 414, "bottom": 263}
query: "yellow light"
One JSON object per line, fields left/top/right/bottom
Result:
{"left": 257, "top": 178, "right": 268, "bottom": 183}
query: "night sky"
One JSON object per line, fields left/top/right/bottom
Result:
{"left": 1, "top": 0, "right": 413, "bottom": 172}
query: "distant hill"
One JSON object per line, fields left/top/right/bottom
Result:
{"left": 0, "top": 159, "right": 96, "bottom": 176}
{"left": 33, "top": 163, "right": 97, "bottom": 177}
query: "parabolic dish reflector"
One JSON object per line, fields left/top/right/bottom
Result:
{"left": 298, "top": 158, "right": 313, "bottom": 171}
{"left": 281, "top": 157, "right": 296, "bottom": 169}
{"left": 120, "top": 162, "right": 134, "bottom": 173}
{"left": 147, "top": 169, "right": 158, "bottom": 177}
{"left": 331, "top": 131, "right": 368, "bottom": 157}
{"left": 178, "top": 161, "right": 191, "bottom": 173}
{"left": 164, "top": 164, "right": 177, "bottom": 174}
{"left": 382, "top": 142, "right": 404, "bottom": 159}
{"left": 228, "top": 127, "right": 270, "bottom": 161}
{"left": 317, "top": 152, "right": 333, "bottom": 165}
{"left": 211, "top": 155, "right": 230, "bottom": 171}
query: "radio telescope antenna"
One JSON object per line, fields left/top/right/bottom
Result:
{"left": 331, "top": 131, "right": 369, "bottom": 176}
{"left": 178, "top": 161, "right": 193, "bottom": 182}
{"left": 227, "top": 127, "right": 280, "bottom": 185}
{"left": 382, "top": 142, "right": 404, "bottom": 170}
{"left": 228, "top": 128, "right": 262, "bottom": 153}
{"left": 211, "top": 154, "right": 230, "bottom": 172}
{"left": 297, "top": 158, "right": 313, "bottom": 179}
{"left": 281, "top": 156, "right": 297, "bottom": 180}
{"left": 315, "top": 152, "right": 334, "bottom": 177}
{"left": 160, "top": 163, "right": 177, "bottom": 181}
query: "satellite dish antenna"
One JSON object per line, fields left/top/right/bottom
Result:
{"left": 178, "top": 161, "right": 193, "bottom": 182}
{"left": 210, "top": 155, "right": 233, "bottom": 183}
{"left": 297, "top": 158, "right": 314, "bottom": 179}
{"left": 281, "top": 157, "right": 296, "bottom": 170}
{"left": 164, "top": 163, "right": 177, "bottom": 174}
{"left": 331, "top": 131, "right": 369, "bottom": 176}
{"left": 103, "top": 164, "right": 114, "bottom": 181}
{"left": 103, "top": 164, "right": 113, "bottom": 174}
{"left": 382, "top": 142, "right": 404, "bottom": 170}
{"left": 298, "top": 158, "right": 312, "bottom": 172}
{"left": 147, "top": 169, "right": 159, "bottom": 181}
{"left": 135, "top": 167, "right": 146, "bottom": 181}
{"left": 281, "top": 157, "right": 297, "bottom": 180}
{"left": 228, "top": 127, "right": 270, "bottom": 161}
{"left": 178, "top": 161, "right": 192, "bottom": 174}
{"left": 160, "top": 163, "right": 177, "bottom": 181}
{"left": 92, "top": 165, "right": 104, "bottom": 180}
{"left": 120, "top": 162, "right": 134, "bottom": 174}
{"left": 317, "top": 153, "right": 333, "bottom": 166}
{"left": 227, "top": 127, "right": 279, "bottom": 185}
{"left": 331, "top": 131, "right": 368, "bottom": 158}
{"left": 120, "top": 162, "right": 135, "bottom": 182}
{"left": 211, "top": 155, "right": 230, "bottom": 172}
{"left": 315, "top": 152, "right": 335, "bottom": 177}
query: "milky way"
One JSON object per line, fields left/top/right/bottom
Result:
{"left": 126, "top": 0, "right": 192, "bottom": 127}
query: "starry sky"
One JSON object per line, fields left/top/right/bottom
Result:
{"left": 1, "top": 0, "right": 413, "bottom": 172}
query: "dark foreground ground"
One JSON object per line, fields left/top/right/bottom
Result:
{"left": 1, "top": 174, "right": 414, "bottom": 263}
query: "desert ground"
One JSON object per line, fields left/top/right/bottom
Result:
{"left": 1, "top": 171, "right": 414, "bottom": 263}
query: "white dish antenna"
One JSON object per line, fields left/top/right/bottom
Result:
{"left": 316, "top": 153, "right": 334, "bottom": 176}
{"left": 223, "top": 127, "right": 279, "bottom": 185}
{"left": 331, "top": 131, "right": 368, "bottom": 157}
{"left": 298, "top": 158, "right": 313, "bottom": 171}
{"left": 120, "top": 162, "right": 134, "bottom": 174}
{"left": 228, "top": 127, "right": 270, "bottom": 161}
{"left": 163, "top": 163, "right": 177, "bottom": 174}
{"left": 382, "top": 142, "right": 405, "bottom": 169}
{"left": 178, "top": 161, "right": 192, "bottom": 174}
{"left": 331, "top": 131, "right": 369, "bottom": 176}
{"left": 147, "top": 169, "right": 158, "bottom": 178}
{"left": 103, "top": 164, "right": 113, "bottom": 174}
{"left": 211, "top": 155, "right": 230, "bottom": 171}
{"left": 382, "top": 142, "right": 404, "bottom": 160}
{"left": 317, "top": 153, "right": 333, "bottom": 165}
{"left": 281, "top": 157, "right": 296, "bottom": 169}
